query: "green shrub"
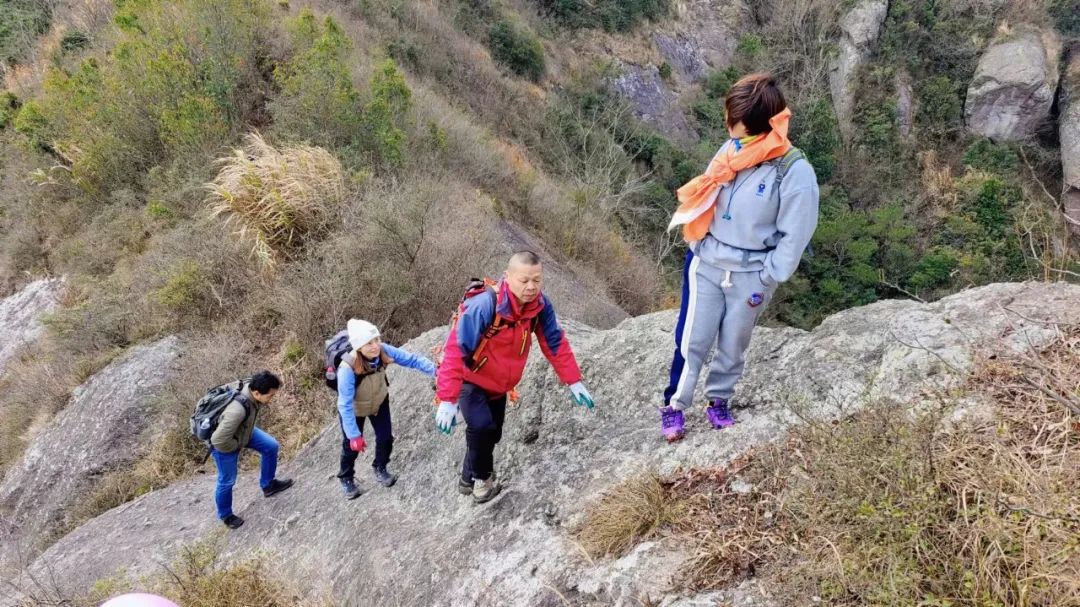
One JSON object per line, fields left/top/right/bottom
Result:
{"left": 789, "top": 97, "right": 840, "bottom": 182}
{"left": 18, "top": 0, "right": 271, "bottom": 195}
{"left": 153, "top": 260, "right": 207, "bottom": 311}
{"left": 658, "top": 61, "right": 672, "bottom": 81}
{"left": 0, "top": 0, "right": 50, "bottom": 67}
{"left": 487, "top": 20, "right": 545, "bottom": 82}
{"left": 962, "top": 138, "right": 1017, "bottom": 175}
{"left": 358, "top": 59, "right": 412, "bottom": 168}
{"left": 1049, "top": 0, "right": 1080, "bottom": 36}
{"left": 535, "top": 0, "right": 669, "bottom": 32}
{"left": 915, "top": 75, "right": 961, "bottom": 138}
{"left": 272, "top": 11, "right": 363, "bottom": 148}
{"left": 0, "top": 92, "right": 19, "bottom": 129}
{"left": 908, "top": 248, "right": 958, "bottom": 291}
{"left": 960, "top": 173, "right": 1018, "bottom": 237}
{"left": 12, "top": 99, "right": 49, "bottom": 149}
{"left": 60, "top": 30, "right": 90, "bottom": 53}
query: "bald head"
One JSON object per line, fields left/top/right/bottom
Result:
{"left": 505, "top": 251, "right": 543, "bottom": 304}
{"left": 508, "top": 251, "right": 541, "bottom": 270}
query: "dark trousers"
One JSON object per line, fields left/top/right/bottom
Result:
{"left": 459, "top": 382, "right": 507, "bottom": 483}
{"left": 337, "top": 397, "right": 393, "bottom": 479}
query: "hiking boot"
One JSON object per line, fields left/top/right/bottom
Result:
{"left": 222, "top": 514, "right": 244, "bottom": 529}
{"left": 472, "top": 476, "right": 502, "bottom": 504}
{"left": 373, "top": 465, "right": 397, "bottom": 488}
{"left": 660, "top": 405, "right": 685, "bottom": 442}
{"left": 340, "top": 477, "right": 363, "bottom": 500}
{"left": 262, "top": 478, "right": 294, "bottom": 498}
{"left": 706, "top": 398, "right": 736, "bottom": 429}
{"left": 457, "top": 477, "right": 473, "bottom": 495}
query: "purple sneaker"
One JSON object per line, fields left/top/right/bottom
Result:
{"left": 706, "top": 398, "right": 736, "bottom": 429}
{"left": 660, "top": 406, "right": 685, "bottom": 442}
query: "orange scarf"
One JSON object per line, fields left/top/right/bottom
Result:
{"left": 668, "top": 108, "right": 793, "bottom": 243}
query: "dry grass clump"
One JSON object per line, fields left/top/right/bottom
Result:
{"left": 81, "top": 538, "right": 330, "bottom": 607}
{"left": 668, "top": 457, "right": 789, "bottom": 591}
{"left": 207, "top": 132, "right": 345, "bottom": 269}
{"left": 576, "top": 471, "right": 684, "bottom": 558}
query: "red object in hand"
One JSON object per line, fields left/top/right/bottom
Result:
{"left": 349, "top": 436, "right": 367, "bottom": 453}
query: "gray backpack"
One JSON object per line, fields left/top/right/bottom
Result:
{"left": 190, "top": 380, "right": 250, "bottom": 444}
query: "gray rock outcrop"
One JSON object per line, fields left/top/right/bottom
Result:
{"left": 0, "top": 278, "right": 61, "bottom": 376}
{"left": 0, "top": 336, "right": 182, "bottom": 571}
{"left": 1059, "top": 46, "right": 1080, "bottom": 236}
{"left": 829, "top": 0, "right": 889, "bottom": 140}
{"left": 613, "top": 62, "right": 696, "bottom": 142}
{"left": 965, "top": 26, "right": 1061, "bottom": 141}
{"left": 6, "top": 282, "right": 1079, "bottom": 606}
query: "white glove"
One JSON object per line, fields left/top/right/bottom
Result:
{"left": 569, "top": 382, "right": 594, "bottom": 409}
{"left": 435, "top": 401, "right": 459, "bottom": 434}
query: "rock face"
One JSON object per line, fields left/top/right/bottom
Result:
{"left": 829, "top": 0, "right": 888, "bottom": 140}
{"left": 613, "top": 62, "right": 696, "bottom": 142}
{"left": 965, "top": 27, "right": 1061, "bottom": 141}
{"left": 0, "top": 336, "right": 182, "bottom": 570}
{"left": 654, "top": 33, "right": 708, "bottom": 82}
{"left": 1060, "top": 46, "right": 1080, "bottom": 237}
{"left": 0, "top": 278, "right": 61, "bottom": 376}
{"left": 7, "top": 283, "right": 1079, "bottom": 606}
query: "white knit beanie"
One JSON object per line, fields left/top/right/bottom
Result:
{"left": 347, "top": 319, "right": 380, "bottom": 350}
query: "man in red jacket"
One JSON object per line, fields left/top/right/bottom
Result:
{"left": 435, "top": 251, "right": 594, "bottom": 503}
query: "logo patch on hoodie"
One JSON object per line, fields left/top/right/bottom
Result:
{"left": 756, "top": 183, "right": 767, "bottom": 197}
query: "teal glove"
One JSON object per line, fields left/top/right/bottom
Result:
{"left": 569, "top": 382, "right": 594, "bottom": 410}
{"left": 435, "top": 401, "right": 459, "bottom": 434}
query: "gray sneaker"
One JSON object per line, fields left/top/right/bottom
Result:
{"left": 340, "top": 477, "right": 363, "bottom": 500}
{"left": 373, "top": 465, "right": 397, "bottom": 488}
{"left": 458, "top": 471, "right": 495, "bottom": 495}
{"left": 472, "top": 476, "right": 502, "bottom": 504}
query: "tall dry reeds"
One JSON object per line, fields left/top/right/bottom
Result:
{"left": 206, "top": 132, "right": 345, "bottom": 270}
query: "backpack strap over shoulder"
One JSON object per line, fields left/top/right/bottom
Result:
{"left": 774, "top": 146, "right": 805, "bottom": 187}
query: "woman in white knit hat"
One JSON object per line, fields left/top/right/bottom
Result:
{"left": 335, "top": 319, "right": 436, "bottom": 499}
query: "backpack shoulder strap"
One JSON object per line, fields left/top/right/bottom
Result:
{"left": 775, "top": 146, "right": 805, "bottom": 187}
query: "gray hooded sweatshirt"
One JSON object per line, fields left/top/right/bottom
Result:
{"left": 693, "top": 141, "right": 820, "bottom": 286}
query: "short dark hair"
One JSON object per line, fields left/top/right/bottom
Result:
{"left": 725, "top": 72, "right": 787, "bottom": 136}
{"left": 249, "top": 370, "right": 282, "bottom": 394}
{"left": 509, "top": 251, "right": 541, "bottom": 267}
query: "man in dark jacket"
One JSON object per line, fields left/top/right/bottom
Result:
{"left": 210, "top": 370, "right": 293, "bottom": 528}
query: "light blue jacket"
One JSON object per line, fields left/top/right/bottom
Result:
{"left": 337, "top": 344, "right": 435, "bottom": 439}
{"left": 694, "top": 140, "right": 820, "bottom": 286}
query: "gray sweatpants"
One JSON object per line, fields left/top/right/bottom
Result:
{"left": 667, "top": 254, "right": 777, "bottom": 410}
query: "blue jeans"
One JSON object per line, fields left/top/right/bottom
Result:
{"left": 210, "top": 427, "right": 278, "bottom": 520}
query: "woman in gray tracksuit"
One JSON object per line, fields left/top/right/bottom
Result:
{"left": 660, "top": 73, "right": 819, "bottom": 441}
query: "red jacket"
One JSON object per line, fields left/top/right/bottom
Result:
{"left": 436, "top": 280, "right": 581, "bottom": 402}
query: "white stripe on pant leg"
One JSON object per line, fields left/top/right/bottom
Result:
{"left": 670, "top": 254, "right": 701, "bottom": 407}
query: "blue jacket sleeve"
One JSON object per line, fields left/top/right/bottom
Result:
{"left": 336, "top": 362, "right": 362, "bottom": 439}
{"left": 456, "top": 291, "right": 496, "bottom": 360}
{"left": 382, "top": 344, "right": 436, "bottom": 377}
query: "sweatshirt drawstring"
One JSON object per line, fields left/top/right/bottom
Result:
{"left": 721, "top": 270, "right": 733, "bottom": 289}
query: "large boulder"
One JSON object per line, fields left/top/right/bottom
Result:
{"left": 0, "top": 277, "right": 61, "bottom": 376}
{"left": 1060, "top": 45, "right": 1080, "bottom": 236}
{"left": 613, "top": 62, "right": 697, "bottom": 142}
{"left": 965, "top": 26, "right": 1061, "bottom": 141}
{"left": 5, "top": 283, "right": 1078, "bottom": 606}
{"left": 0, "top": 336, "right": 182, "bottom": 571}
{"left": 829, "top": 0, "right": 889, "bottom": 140}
